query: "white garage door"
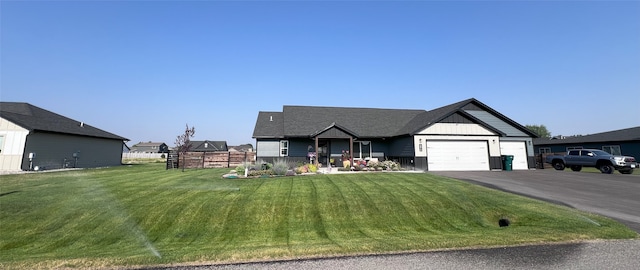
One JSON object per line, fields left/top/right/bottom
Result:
{"left": 426, "top": 141, "right": 489, "bottom": 171}
{"left": 500, "top": 141, "right": 528, "bottom": 170}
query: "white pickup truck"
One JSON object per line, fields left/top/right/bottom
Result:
{"left": 545, "top": 149, "right": 637, "bottom": 174}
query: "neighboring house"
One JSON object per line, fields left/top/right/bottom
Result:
{"left": 190, "top": 140, "right": 228, "bottom": 152}
{"left": 130, "top": 142, "right": 169, "bottom": 153}
{"left": 533, "top": 126, "right": 640, "bottom": 158}
{"left": 228, "top": 144, "right": 254, "bottom": 152}
{"left": 252, "top": 98, "right": 538, "bottom": 171}
{"left": 0, "top": 102, "right": 129, "bottom": 172}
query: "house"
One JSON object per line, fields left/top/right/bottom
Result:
{"left": 130, "top": 142, "right": 169, "bottom": 153}
{"left": 533, "top": 126, "right": 640, "bottom": 158}
{"left": 190, "top": 140, "right": 228, "bottom": 152}
{"left": 252, "top": 98, "right": 538, "bottom": 171}
{"left": 228, "top": 144, "right": 254, "bottom": 152}
{"left": 0, "top": 102, "right": 128, "bottom": 172}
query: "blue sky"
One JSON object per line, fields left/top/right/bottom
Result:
{"left": 2, "top": 0, "right": 639, "bottom": 146}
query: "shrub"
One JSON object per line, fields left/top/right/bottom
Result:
{"left": 235, "top": 165, "right": 245, "bottom": 174}
{"left": 248, "top": 170, "right": 274, "bottom": 177}
{"left": 272, "top": 159, "right": 290, "bottom": 176}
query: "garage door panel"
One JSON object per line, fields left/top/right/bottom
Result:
{"left": 500, "top": 141, "right": 528, "bottom": 170}
{"left": 427, "top": 141, "right": 489, "bottom": 171}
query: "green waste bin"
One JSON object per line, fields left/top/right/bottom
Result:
{"left": 501, "top": 155, "right": 514, "bottom": 171}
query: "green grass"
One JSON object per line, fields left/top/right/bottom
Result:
{"left": 0, "top": 164, "right": 636, "bottom": 269}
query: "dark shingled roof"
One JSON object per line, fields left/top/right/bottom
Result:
{"left": 190, "top": 140, "right": 228, "bottom": 151}
{"left": 0, "top": 102, "right": 128, "bottom": 141}
{"left": 533, "top": 126, "right": 640, "bottom": 145}
{"left": 253, "top": 98, "right": 535, "bottom": 139}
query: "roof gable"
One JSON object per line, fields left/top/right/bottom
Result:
{"left": 191, "top": 140, "right": 228, "bottom": 151}
{"left": 0, "top": 102, "right": 128, "bottom": 141}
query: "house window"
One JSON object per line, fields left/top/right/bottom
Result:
{"left": 602, "top": 145, "right": 621, "bottom": 155}
{"left": 280, "top": 140, "right": 289, "bottom": 156}
{"left": 352, "top": 141, "right": 371, "bottom": 159}
{"left": 566, "top": 146, "right": 583, "bottom": 151}
{"left": 538, "top": 147, "right": 551, "bottom": 154}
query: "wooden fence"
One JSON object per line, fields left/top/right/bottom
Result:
{"left": 171, "top": 151, "right": 256, "bottom": 169}
{"left": 535, "top": 153, "right": 566, "bottom": 169}
{"left": 123, "top": 152, "right": 165, "bottom": 159}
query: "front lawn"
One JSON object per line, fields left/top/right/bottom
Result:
{"left": 0, "top": 164, "right": 636, "bottom": 269}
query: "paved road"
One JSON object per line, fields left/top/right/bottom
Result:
{"left": 151, "top": 240, "right": 640, "bottom": 270}
{"left": 431, "top": 169, "right": 640, "bottom": 232}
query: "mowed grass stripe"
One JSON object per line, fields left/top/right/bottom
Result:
{"left": 0, "top": 164, "right": 636, "bottom": 268}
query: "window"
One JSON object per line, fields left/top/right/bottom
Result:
{"left": 0, "top": 135, "right": 3, "bottom": 154}
{"left": 280, "top": 140, "right": 289, "bottom": 156}
{"left": 538, "top": 147, "right": 551, "bottom": 154}
{"left": 602, "top": 145, "right": 621, "bottom": 155}
{"left": 352, "top": 141, "right": 371, "bottom": 159}
{"left": 568, "top": 150, "right": 580, "bottom": 156}
{"left": 566, "top": 146, "right": 583, "bottom": 151}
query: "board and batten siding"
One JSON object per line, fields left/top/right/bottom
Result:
{"left": 0, "top": 117, "right": 29, "bottom": 171}
{"left": 22, "top": 132, "right": 123, "bottom": 170}
{"left": 463, "top": 110, "right": 529, "bottom": 137}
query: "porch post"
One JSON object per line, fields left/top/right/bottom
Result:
{"left": 314, "top": 137, "right": 319, "bottom": 167}
{"left": 349, "top": 136, "right": 353, "bottom": 167}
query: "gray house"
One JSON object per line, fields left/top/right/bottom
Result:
{"left": 252, "top": 98, "right": 537, "bottom": 171}
{"left": 0, "top": 102, "right": 128, "bottom": 171}
{"left": 190, "top": 140, "right": 228, "bottom": 152}
{"left": 130, "top": 142, "right": 169, "bottom": 153}
{"left": 533, "top": 126, "right": 640, "bottom": 158}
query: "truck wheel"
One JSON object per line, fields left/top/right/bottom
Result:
{"left": 553, "top": 161, "right": 565, "bottom": 170}
{"left": 619, "top": 169, "right": 634, "bottom": 174}
{"left": 599, "top": 164, "right": 614, "bottom": 174}
{"left": 570, "top": 165, "right": 582, "bottom": 172}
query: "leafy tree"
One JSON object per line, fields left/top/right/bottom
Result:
{"left": 175, "top": 124, "right": 195, "bottom": 171}
{"left": 525, "top": 124, "right": 551, "bottom": 138}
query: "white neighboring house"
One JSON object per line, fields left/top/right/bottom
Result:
{"left": 0, "top": 102, "right": 128, "bottom": 172}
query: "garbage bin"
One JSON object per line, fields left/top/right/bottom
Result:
{"left": 501, "top": 155, "right": 514, "bottom": 171}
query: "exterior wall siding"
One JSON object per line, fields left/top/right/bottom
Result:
{"left": 418, "top": 123, "right": 495, "bottom": 136}
{"left": 22, "top": 132, "right": 123, "bottom": 170}
{"left": 464, "top": 110, "right": 529, "bottom": 137}
{"left": 1, "top": 117, "right": 30, "bottom": 171}
{"left": 388, "top": 136, "right": 414, "bottom": 157}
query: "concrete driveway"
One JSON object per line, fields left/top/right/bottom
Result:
{"left": 430, "top": 169, "right": 640, "bottom": 232}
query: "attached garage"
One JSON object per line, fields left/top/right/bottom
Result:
{"left": 500, "top": 141, "right": 528, "bottom": 170}
{"left": 426, "top": 141, "right": 490, "bottom": 171}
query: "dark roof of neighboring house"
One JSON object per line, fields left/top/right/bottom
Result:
{"left": 229, "top": 144, "right": 253, "bottom": 151}
{"left": 0, "top": 102, "right": 128, "bottom": 141}
{"left": 253, "top": 98, "right": 537, "bottom": 139}
{"left": 533, "top": 126, "right": 640, "bottom": 146}
{"left": 132, "top": 142, "right": 167, "bottom": 147}
{"left": 190, "top": 140, "right": 228, "bottom": 151}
